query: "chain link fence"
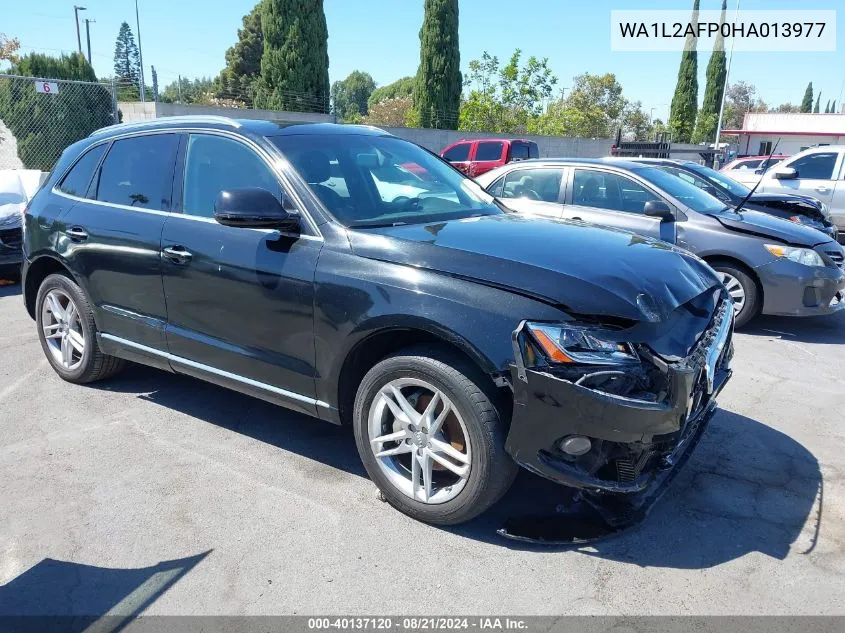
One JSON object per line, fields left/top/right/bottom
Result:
{"left": 0, "top": 74, "right": 119, "bottom": 171}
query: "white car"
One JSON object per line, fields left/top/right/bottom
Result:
{"left": 757, "top": 146, "right": 845, "bottom": 243}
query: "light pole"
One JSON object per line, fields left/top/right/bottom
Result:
{"left": 714, "top": 0, "right": 740, "bottom": 159}
{"left": 73, "top": 5, "right": 87, "bottom": 55}
{"left": 135, "top": 0, "right": 146, "bottom": 102}
{"left": 84, "top": 18, "right": 95, "bottom": 65}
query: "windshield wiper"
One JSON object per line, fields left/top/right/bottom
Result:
{"left": 349, "top": 220, "right": 410, "bottom": 228}
{"left": 732, "top": 138, "right": 780, "bottom": 215}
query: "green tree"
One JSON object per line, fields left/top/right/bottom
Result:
{"left": 722, "top": 81, "right": 767, "bottom": 130}
{"left": 255, "top": 0, "right": 330, "bottom": 113}
{"left": 832, "top": 101, "right": 837, "bottom": 114}
{"left": 531, "top": 72, "right": 624, "bottom": 138}
{"left": 161, "top": 77, "right": 217, "bottom": 105}
{"left": 414, "top": 0, "right": 461, "bottom": 128}
{"left": 459, "top": 50, "right": 556, "bottom": 133}
{"left": 771, "top": 103, "right": 801, "bottom": 113}
{"left": 814, "top": 92, "right": 821, "bottom": 113}
{"left": 217, "top": 4, "right": 264, "bottom": 101}
{"left": 368, "top": 76, "right": 415, "bottom": 109}
{"left": 364, "top": 95, "right": 416, "bottom": 127}
{"left": 113, "top": 21, "right": 140, "bottom": 99}
{"left": 331, "top": 70, "right": 376, "bottom": 121}
{"left": 801, "top": 82, "right": 813, "bottom": 112}
{"left": 0, "top": 52, "right": 115, "bottom": 170}
{"left": 669, "top": 0, "right": 700, "bottom": 142}
{"left": 1, "top": 33, "right": 21, "bottom": 64}
{"left": 692, "top": 0, "right": 727, "bottom": 143}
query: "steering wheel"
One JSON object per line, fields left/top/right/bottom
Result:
{"left": 517, "top": 187, "right": 541, "bottom": 201}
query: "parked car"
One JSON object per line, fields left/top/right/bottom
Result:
{"left": 757, "top": 145, "right": 845, "bottom": 243}
{"left": 476, "top": 158, "right": 845, "bottom": 328}
{"left": 0, "top": 170, "right": 48, "bottom": 281}
{"left": 625, "top": 158, "right": 838, "bottom": 241}
{"left": 440, "top": 138, "right": 538, "bottom": 177}
{"left": 721, "top": 155, "right": 788, "bottom": 185}
{"left": 23, "top": 117, "right": 733, "bottom": 528}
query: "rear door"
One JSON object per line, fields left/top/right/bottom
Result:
{"left": 55, "top": 133, "right": 179, "bottom": 353}
{"left": 470, "top": 141, "right": 506, "bottom": 177}
{"left": 563, "top": 167, "right": 676, "bottom": 243}
{"left": 442, "top": 142, "right": 472, "bottom": 175}
{"left": 489, "top": 166, "right": 566, "bottom": 218}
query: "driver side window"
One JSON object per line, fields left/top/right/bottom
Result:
{"left": 500, "top": 168, "right": 563, "bottom": 203}
{"left": 572, "top": 169, "right": 660, "bottom": 214}
{"left": 182, "top": 134, "right": 281, "bottom": 218}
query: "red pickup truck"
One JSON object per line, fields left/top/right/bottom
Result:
{"left": 441, "top": 138, "right": 539, "bottom": 177}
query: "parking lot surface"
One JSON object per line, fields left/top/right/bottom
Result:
{"left": 1, "top": 281, "right": 844, "bottom": 616}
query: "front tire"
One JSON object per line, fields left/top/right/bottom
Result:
{"left": 712, "top": 264, "right": 759, "bottom": 328}
{"left": 35, "top": 273, "right": 124, "bottom": 383}
{"left": 353, "top": 347, "right": 517, "bottom": 525}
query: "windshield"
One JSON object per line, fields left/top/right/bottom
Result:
{"left": 636, "top": 167, "right": 729, "bottom": 214}
{"left": 685, "top": 163, "right": 751, "bottom": 197}
{"left": 271, "top": 134, "right": 502, "bottom": 227}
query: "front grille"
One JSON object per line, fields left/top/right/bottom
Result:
{"left": 0, "top": 227, "right": 22, "bottom": 249}
{"left": 826, "top": 248, "right": 844, "bottom": 270}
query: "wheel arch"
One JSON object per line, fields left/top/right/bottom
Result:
{"left": 702, "top": 254, "right": 765, "bottom": 306}
{"left": 335, "top": 321, "right": 506, "bottom": 427}
{"left": 24, "top": 254, "right": 82, "bottom": 319}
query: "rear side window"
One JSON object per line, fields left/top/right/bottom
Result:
{"left": 509, "top": 142, "right": 538, "bottom": 161}
{"left": 58, "top": 144, "right": 107, "bottom": 198}
{"left": 501, "top": 168, "right": 564, "bottom": 203}
{"left": 442, "top": 143, "right": 470, "bottom": 162}
{"left": 732, "top": 159, "right": 762, "bottom": 170}
{"left": 96, "top": 134, "right": 179, "bottom": 210}
{"left": 475, "top": 142, "right": 504, "bottom": 161}
{"left": 787, "top": 152, "right": 838, "bottom": 180}
{"left": 182, "top": 134, "right": 280, "bottom": 218}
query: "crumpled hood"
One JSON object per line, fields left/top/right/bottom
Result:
{"left": 347, "top": 214, "right": 721, "bottom": 322}
{"left": 713, "top": 208, "right": 832, "bottom": 247}
{"left": 748, "top": 193, "right": 828, "bottom": 221}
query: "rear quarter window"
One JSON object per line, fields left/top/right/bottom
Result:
{"left": 442, "top": 143, "right": 471, "bottom": 162}
{"left": 475, "top": 142, "right": 504, "bottom": 161}
{"left": 57, "top": 144, "right": 107, "bottom": 198}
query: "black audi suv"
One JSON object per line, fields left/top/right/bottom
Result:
{"left": 22, "top": 117, "right": 733, "bottom": 528}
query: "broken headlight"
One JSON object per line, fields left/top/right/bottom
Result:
{"left": 526, "top": 322, "right": 639, "bottom": 366}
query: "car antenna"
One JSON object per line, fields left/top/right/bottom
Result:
{"left": 732, "top": 138, "right": 781, "bottom": 215}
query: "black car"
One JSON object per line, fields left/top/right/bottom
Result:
{"left": 22, "top": 117, "right": 733, "bottom": 528}
{"left": 631, "top": 158, "right": 838, "bottom": 240}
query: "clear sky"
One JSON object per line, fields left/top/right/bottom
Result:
{"left": 3, "top": 0, "right": 844, "bottom": 122}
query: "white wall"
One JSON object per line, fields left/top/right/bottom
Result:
{"left": 740, "top": 134, "right": 845, "bottom": 156}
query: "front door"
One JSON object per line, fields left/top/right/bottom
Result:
{"left": 160, "top": 132, "right": 322, "bottom": 415}
{"left": 775, "top": 150, "right": 843, "bottom": 209}
{"left": 563, "top": 167, "right": 677, "bottom": 243}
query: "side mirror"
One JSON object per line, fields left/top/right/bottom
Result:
{"left": 213, "top": 188, "right": 300, "bottom": 231}
{"left": 644, "top": 200, "right": 674, "bottom": 221}
{"left": 772, "top": 167, "right": 798, "bottom": 180}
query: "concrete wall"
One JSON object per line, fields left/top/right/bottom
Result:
{"left": 118, "top": 101, "right": 334, "bottom": 125}
{"left": 381, "top": 126, "right": 614, "bottom": 158}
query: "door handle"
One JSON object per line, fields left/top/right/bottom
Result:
{"left": 162, "top": 245, "right": 193, "bottom": 265}
{"left": 571, "top": 216, "right": 583, "bottom": 221}
{"left": 65, "top": 226, "right": 88, "bottom": 241}
{"left": 816, "top": 186, "right": 830, "bottom": 194}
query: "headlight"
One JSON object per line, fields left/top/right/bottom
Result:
{"left": 764, "top": 244, "right": 825, "bottom": 267}
{"left": 526, "top": 322, "right": 638, "bottom": 366}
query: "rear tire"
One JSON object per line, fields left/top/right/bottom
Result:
{"left": 711, "top": 263, "right": 759, "bottom": 328}
{"left": 35, "top": 273, "right": 125, "bottom": 383}
{"left": 353, "top": 347, "right": 517, "bottom": 525}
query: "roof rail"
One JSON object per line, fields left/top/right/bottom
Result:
{"left": 89, "top": 115, "right": 241, "bottom": 137}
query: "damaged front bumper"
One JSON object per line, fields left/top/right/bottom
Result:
{"left": 503, "top": 297, "right": 734, "bottom": 538}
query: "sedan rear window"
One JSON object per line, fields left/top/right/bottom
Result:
{"left": 272, "top": 134, "right": 502, "bottom": 228}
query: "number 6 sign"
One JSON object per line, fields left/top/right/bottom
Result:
{"left": 35, "top": 81, "right": 60, "bottom": 95}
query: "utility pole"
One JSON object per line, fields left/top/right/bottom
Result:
{"left": 714, "top": 0, "right": 740, "bottom": 160}
{"left": 135, "top": 0, "right": 146, "bottom": 102}
{"left": 177, "top": 74, "right": 182, "bottom": 104}
{"left": 84, "top": 18, "right": 95, "bottom": 65}
{"left": 73, "top": 5, "right": 86, "bottom": 55}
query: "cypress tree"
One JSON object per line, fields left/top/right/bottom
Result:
{"left": 824, "top": 100, "right": 831, "bottom": 114}
{"left": 801, "top": 82, "right": 813, "bottom": 112}
{"left": 832, "top": 101, "right": 837, "bottom": 114}
{"left": 218, "top": 4, "right": 264, "bottom": 99}
{"left": 256, "top": 0, "right": 330, "bottom": 113}
{"left": 692, "top": 0, "right": 727, "bottom": 143}
{"left": 669, "top": 0, "right": 700, "bottom": 142}
{"left": 814, "top": 92, "right": 821, "bottom": 113}
{"left": 414, "top": 0, "right": 462, "bottom": 129}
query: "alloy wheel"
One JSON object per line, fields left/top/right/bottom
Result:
{"left": 368, "top": 378, "right": 471, "bottom": 504}
{"left": 719, "top": 272, "right": 746, "bottom": 315}
{"left": 41, "top": 289, "right": 85, "bottom": 370}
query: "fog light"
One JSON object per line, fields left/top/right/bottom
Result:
{"left": 558, "top": 435, "right": 592, "bottom": 456}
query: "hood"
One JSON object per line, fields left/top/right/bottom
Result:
{"left": 713, "top": 209, "right": 832, "bottom": 247}
{"left": 347, "top": 214, "right": 721, "bottom": 323}
{"left": 748, "top": 193, "right": 828, "bottom": 221}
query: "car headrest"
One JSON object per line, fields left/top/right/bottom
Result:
{"left": 296, "top": 150, "right": 332, "bottom": 184}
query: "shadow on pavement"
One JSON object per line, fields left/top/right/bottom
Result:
{"left": 0, "top": 551, "right": 209, "bottom": 630}
{"left": 743, "top": 311, "right": 845, "bottom": 344}
{"left": 91, "top": 364, "right": 367, "bottom": 479}
{"left": 88, "top": 366, "right": 820, "bottom": 569}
